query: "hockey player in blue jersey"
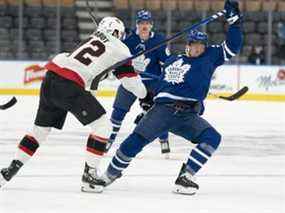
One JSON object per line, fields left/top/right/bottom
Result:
{"left": 95, "top": 0, "right": 243, "bottom": 195}
{"left": 107, "top": 9, "right": 172, "bottom": 155}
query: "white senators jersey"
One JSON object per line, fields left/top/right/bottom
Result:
{"left": 45, "top": 31, "right": 132, "bottom": 89}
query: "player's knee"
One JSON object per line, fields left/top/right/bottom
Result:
{"left": 195, "top": 128, "right": 222, "bottom": 155}
{"left": 119, "top": 132, "right": 150, "bottom": 158}
{"left": 89, "top": 114, "right": 112, "bottom": 138}
{"left": 31, "top": 125, "right": 51, "bottom": 143}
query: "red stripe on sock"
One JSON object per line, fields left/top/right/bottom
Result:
{"left": 26, "top": 135, "right": 39, "bottom": 145}
{"left": 87, "top": 147, "right": 104, "bottom": 156}
{"left": 90, "top": 134, "right": 108, "bottom": 143}
{"left": 19, "top": 145, "right": 34, "bottom": 156}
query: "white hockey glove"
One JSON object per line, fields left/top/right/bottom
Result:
{"left": 132, "top": 55, "right": 151, "bottom": 72}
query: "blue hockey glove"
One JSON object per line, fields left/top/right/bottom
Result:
{"left": 224, "top": 0, "right": 241, "bottom": 25}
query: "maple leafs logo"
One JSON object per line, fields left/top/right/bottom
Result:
{"left": 164, "top": 59, "right": 191, "bottom": 84}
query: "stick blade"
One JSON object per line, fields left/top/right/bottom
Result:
{"left": 0, "top": 97, "right": 17, "bottom": 110}
{"left": 219, "top": 86, "right": 249, "bottom": 101}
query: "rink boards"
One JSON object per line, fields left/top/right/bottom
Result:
{"left": 0, "top": 61, "right": 284, "bottom": 101}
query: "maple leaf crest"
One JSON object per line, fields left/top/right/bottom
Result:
{"left": 164, "top": 59, "right": 191, "bottom": 84}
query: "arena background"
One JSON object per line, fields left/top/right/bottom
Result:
{"left": 0, "top": 0, "right": 284, "bottom": 101}
{"left": 0, "top": 1, "right": 284, "bottom": 213}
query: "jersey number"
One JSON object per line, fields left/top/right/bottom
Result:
{"left": 74, "top": 40, "right": 106, "bottom": 66}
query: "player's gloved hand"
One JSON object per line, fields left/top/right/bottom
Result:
{"left": 139, "top": 91, "right": 154, "bottom": 111}
{"left": 224, "top": 0, "right": 241, "bottom": 25}
{"left": 134, "top": 112, "right": 145, "bottom": 124}
{"left": 132, "top": 55, "right": 150, "bottom": 72}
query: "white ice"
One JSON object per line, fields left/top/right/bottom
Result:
{"left": 0, "top": 96, "right": 284, "bottom": 213}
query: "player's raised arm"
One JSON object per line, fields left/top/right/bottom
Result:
{"left": 210, "top": 0, "right": 243, "bottom": 66}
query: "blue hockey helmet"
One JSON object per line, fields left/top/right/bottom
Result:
{"left": 187, "top": 30, "right": 208, "bottom": 46}
{"left": 136, "top": 9, "right": 153, "bottom": 24}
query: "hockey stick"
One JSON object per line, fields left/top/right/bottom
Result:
{"left": 0, "top": 97, "right": 17, "bottom": 110}
{"left": 86, "top": 0, "right": 98, "bottom": 28}
{"left": 110, "top": 10, "right": 225, "bottom": 71}
{"left": 209, "top": 86, "right": 249, "bottom": 101}
{"left": 135, "top": 70, "right": 248, "bottom": 101}
{"left": 91, "top": 9, "right": 226, "bottom": 89}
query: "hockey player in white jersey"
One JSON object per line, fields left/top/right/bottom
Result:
{"left": 0, "top": 17, "right": 147, "bottom": 193}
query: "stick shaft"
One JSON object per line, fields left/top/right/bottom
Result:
{"left": 103, "top": 10, "right": 225, "bottom": 73}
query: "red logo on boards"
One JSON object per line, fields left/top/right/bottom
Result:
{"left": 24, "top": 64, "right": 47, "bottom": 84}
{"left": 277, "top": 69, "right": 285, "bottom": 81}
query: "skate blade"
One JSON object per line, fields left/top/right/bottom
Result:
{"left": 0, "top": 179, "right": 7, "bottom": 189}
{"left": 172, "top": 185, "right": 197, "bottom": 195}
{"left": 81, "top": 182, "right": 104, "bottom": 193}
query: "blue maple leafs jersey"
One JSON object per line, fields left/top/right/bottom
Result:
{"left": 123, "top": 30, "right": 171, "bottom": 77}
{"left": 154, "top": 25, "right": 243, "bottom": 103}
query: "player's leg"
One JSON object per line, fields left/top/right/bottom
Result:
{"left": 97, "top": 104, "right": 174, "bottom": 188}
{"left": 170, "top": 115, "right": 221, "bottom": 195}
{"left": 82, "top": 114, "right": 112, "bottom": 193}
{"left": 0, "top": 125, "right": 51, "bottom": 188}
{"left": 0, "top": 72, "right": 67, "bottom": 188}
{"left": 158, "top": 132, "right": 171, "bottom": 156}
{"left": 144, "top": 81, "right": 172, "bottom": 156}
{"left": 107, "top": 85, "right": 137, "bottom": 151}
{"left": 64, "top": 85, "right": 111, "bottom": 192}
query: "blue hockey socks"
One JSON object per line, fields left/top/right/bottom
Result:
{"left": 107, "top": 133, "right": 149, "bottom": 178}
{"left": 107, "top": 108, "right": 128, "bottom": 151}
{"left": 186, "top": 128, "right": 221, "bottom": 175}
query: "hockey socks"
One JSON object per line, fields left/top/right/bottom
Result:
{"left": 107, "top": 149, "right": 132, "bottom": 180}
{"left": 173, "top": 128, "right": 221, "bottom": 195}
{"left": 16, "top": 135, "right": 40, "bottom": 164}
{"left": 186, "top": 128, "right": 221, "bottom": 175}
{"left": 85, "top": 134, "right": 108, "bottom": 168}
{"left": 106, "top": 108, "right": 127, "bottom": 152}
{"left": 105, "top": 133, "right": 149, "bottom": 185}
{"left": 81, "top": 134, "right": 109, "bottom": 193}
{"left": 0, "top": 135, "right": 40, "bottom": 188}
{"left": 107, "top": 118, "right": 122, "bottom": 151}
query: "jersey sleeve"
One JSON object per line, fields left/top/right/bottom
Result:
{"left": 156, "top": 35, "right": 171, "bottom": 63}
{"left": 209, "top": 25, "right": 243, "bottom": 67}
{"left": 112, "top": 60, "right": 138, "bottom": 79}
{"left": 113, "top": 60, "right": 147, "bottom": 99}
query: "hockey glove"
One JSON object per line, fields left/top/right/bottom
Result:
{"left": 132, "top": 55, "right": 151, "bottom": 73}
{"left": 224, "top": 0, "right": 242, "bottom": 25}
{"left": 134, "top": 112, "right": 145, "bottom": 124}
{"left": 139, "top": 91, "right": 154, "bottom": 111}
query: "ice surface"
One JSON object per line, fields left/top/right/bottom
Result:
{"left": 0, "top": 96, "right": 284, "bottom": 213}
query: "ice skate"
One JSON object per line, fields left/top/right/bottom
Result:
{"left": 0, "top": 160, "right": 23, "bottom": 189}
{"left": 81, "top": 163, "right": 105, "bottom": 193}
{"left": 100, "top": 171, "right": 121, "bottom": 187}
{"left": 173, "top": 163, "right": 199, "bottom": 195}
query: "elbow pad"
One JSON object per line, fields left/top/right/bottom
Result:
{"left": 120, "top": 76, "right": 147, "bottom": 99}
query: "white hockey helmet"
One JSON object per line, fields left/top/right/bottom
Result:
{"left": 97, "top": 17, "right": 125, "bottom": 40}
